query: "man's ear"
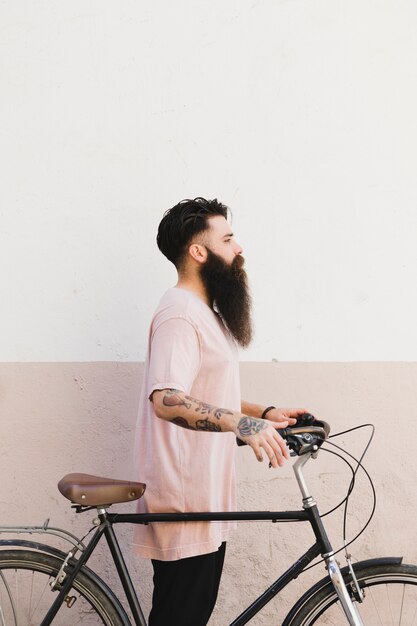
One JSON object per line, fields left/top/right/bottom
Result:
{"left": 188, "top": 243, "right": 207, "bottom": 264}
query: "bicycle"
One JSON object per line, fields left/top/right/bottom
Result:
{"left": 0, "top": 415, "right": 416, "bottom": 626}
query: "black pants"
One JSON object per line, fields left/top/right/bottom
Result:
{"left": 149, "top": 542, "right": 226, "bottom": 626}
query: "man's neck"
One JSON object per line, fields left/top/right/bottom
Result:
{"left": 176, "top": 275, "right": 212, "bottom": 307}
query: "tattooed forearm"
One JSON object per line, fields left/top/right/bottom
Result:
{"left": 170, "top": 416, "right": 222, "bottom": 432}
{"left": 156, "top": 389, "right": 230, "bottom": 433}
{"left": 163, "top": 390, "right": 232, "bottom": 419}
{"left": 185, "top": 396, "right": 212, "bottom": 413}
{"left": 196, "top": 418, "right": 222, "bottom": 432}
{"left": 185, "top": 395, "right": 233, "bottom": 419}
{"left": 213, "top": 407, "right": 234, "bottom": 419}
{"left": 171, "top": 417, "right": 196, "bottom": 430}
{"left": 154, "top": 391, "right": 283, "bottom": 460}
{"left": 237, "top": 416, "right": 267, "bottom": 438}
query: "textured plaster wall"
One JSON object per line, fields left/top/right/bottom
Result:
{"left": 1, "top": 361, "right": 416, "bottom": 625}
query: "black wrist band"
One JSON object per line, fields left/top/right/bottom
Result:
{"left": 261, "top": 405, "right": 276, "bottom": 419}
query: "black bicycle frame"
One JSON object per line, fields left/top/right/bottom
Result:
{"left": 40, "top": 505, "right": 334, "bottom": 626}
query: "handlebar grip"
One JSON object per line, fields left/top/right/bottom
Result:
{"left": 236, "top": 412, "right": 317, "bottom": 446}
{"left": 236, "top": 414, "right": 330, "bottom": 451}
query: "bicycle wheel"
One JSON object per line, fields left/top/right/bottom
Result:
{"left": 0, "top": 549, "right": 125, "bottom": 626}
{"left": 284, "top": 560, "right": 417, "bottom": 625}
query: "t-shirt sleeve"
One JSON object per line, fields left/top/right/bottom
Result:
{"left": 147, "top": 317, "right": 202, "bottom": 398}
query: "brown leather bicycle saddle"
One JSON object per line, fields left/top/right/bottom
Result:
{"left": 58, "top": 473, "right": 146, "bottom": 506}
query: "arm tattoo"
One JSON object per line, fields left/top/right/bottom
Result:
{"left": 163, "top": 389, "right": 192, "bottom": 409}
{"left": 162, "top": 390, "right": 227, "bottom": 432}
{"left": 196, "top": 418, "right": 221, "bottom": 432}
{"left": 237, "top": 416, "right": 267, "bottom": 438}
{"left": 171, "top": 417, "right": 196, "bottom": 430}
{"left": 185, "top": 395, "right": 233, "bottom": 419}
{"left": 162, "top": 390, "right": 232, "bottom": 420}
{"left": 185, "top": 396, "right": 212, "bottom": 413}
{"left": 170, "top": 417, "right": 222, "bottom": 432}
{"left": 213, "top": 407, "right": 234, "bottom": 419}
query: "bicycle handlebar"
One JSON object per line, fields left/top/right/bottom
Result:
{"left": 237, "top": 413, "right": 330, "bottom": 456}
{"left": 279, "top": 413, "right": 330, "bottom": 456}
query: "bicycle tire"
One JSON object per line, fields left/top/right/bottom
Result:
{"left": 283, "top": 560, "right": 417, "bottom": 625}
{"left": 0, "top": 548, "right": 126, "bottom": 626}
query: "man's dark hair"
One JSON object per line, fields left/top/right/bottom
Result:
{"left": 157, "top": 197, "right": 229, "bottom": 268}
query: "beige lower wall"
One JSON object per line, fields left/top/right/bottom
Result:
{"left": 1, "top": 362, "right": 417, "bottom": 625}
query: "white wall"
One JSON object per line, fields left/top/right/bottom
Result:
{"left": 2, "top": 0, "right": 417, "bottom": 362}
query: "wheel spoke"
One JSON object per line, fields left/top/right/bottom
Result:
{"left": 399, "top": 583, "right": 406, "bottom": 626}
{"left": 285, "top": 564, "right": 417, "bottom": 625}
{"left": 0, "top": 570, "right": 17, "bottom": 626}
{"left": 366, "top": 582, "right": 388, "bottom": 625}
{"left": 26, "top": 570, "right": 51, "bottom": 625}
{"left": 0, "top": 550, "right": 124, "bottom": 626}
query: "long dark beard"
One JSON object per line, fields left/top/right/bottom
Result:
{"left": 200, "top": 250, "right": 253, "bottom": 347}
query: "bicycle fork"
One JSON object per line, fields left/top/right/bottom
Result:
{"left": 325, "top": 555, "right": 364, "bottom": 626}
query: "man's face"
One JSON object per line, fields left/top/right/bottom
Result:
{"left": 199, "top": 216, "right": 253, "bottom": 348}
{"left": 204, "top": 215, "right": 244, "bottom": 266}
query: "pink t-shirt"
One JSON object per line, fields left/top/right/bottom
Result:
{"left": 133, "top": 287, "right": 240, "bottom": 561}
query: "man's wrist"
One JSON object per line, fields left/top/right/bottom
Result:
{"left": 261, "top": 405, "right": 276, "bottom": 419}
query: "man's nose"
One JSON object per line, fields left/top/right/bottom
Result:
{"left": 234, "top": 241, "right": 243, "bottom": 255}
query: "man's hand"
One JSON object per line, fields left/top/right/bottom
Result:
{"left": 265, "top": 408, "right": 308, "bottom": 428}
{"left": 235, "top": 416, "right": 289, "bottom": 468}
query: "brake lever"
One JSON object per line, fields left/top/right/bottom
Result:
{"left": 268, "top": 415, "right": 330, "bottom": 466}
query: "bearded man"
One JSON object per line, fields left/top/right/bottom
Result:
{"left": 134, "top": 198, "right": 306, "bottom": 626}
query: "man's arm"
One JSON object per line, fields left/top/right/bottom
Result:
{"left": 241, "top": 401, "right": 307, "bottom": 427}
{"left": 151, "top": 389, "right": 289, "bottom": 468}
